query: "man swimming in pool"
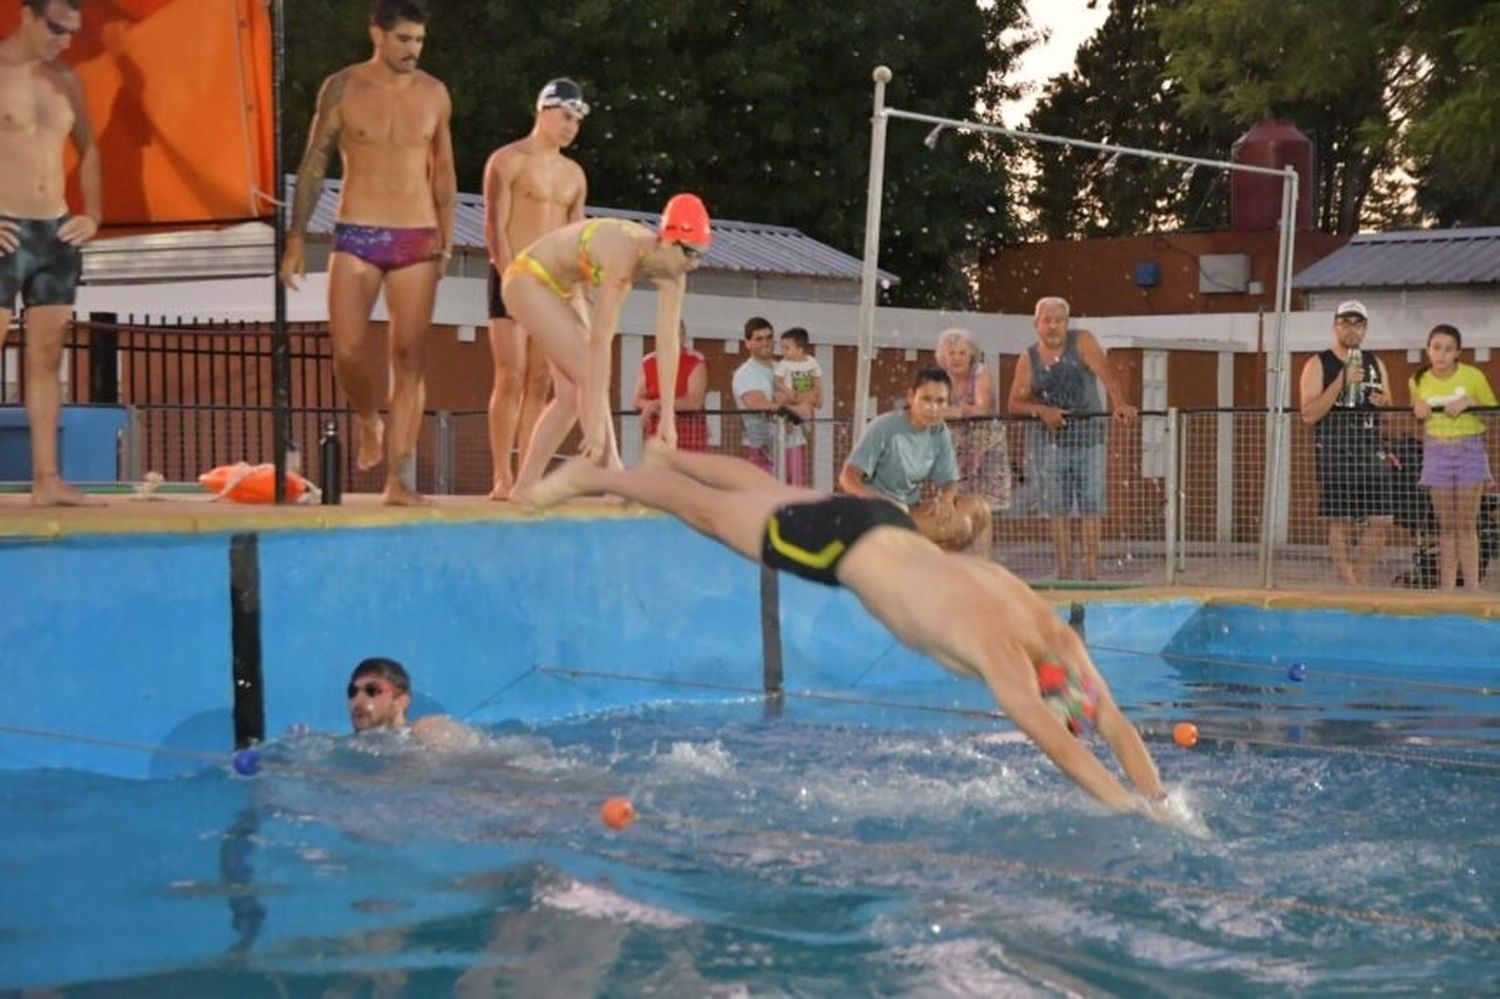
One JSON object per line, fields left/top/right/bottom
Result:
{"left": 501, "top": 193, "right": 711, "bottom": 496}
{"left": 279, "top": 0, "right": 456, "bottom": 505}
{"left": 520, "top": 441, "right": 1182, "bottom": 825}
{"left": 347, "top": 656, "right": 472, "bottom": 746}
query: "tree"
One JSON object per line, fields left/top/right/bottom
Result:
{"left": 1023, "top": 0, "right": 1241, "bottom": 238}
{"left": 1404, "top": 3, "right": 1500, "bottom": 225}
{"left": 282, "top": 1, "right": 1035, "bottom": 308}
{"left": 1157, "top": 0, "right": 1500, "bottom": 231}
{"left": 1157, "top": 0, "right": 1410, "bottom": 234}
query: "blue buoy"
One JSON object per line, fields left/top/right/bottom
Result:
{"left": 1288, "top": 662, "right": 1307, "bottom": 682}
{"left": 231, "top": 747, "right": 261, "bottom": 777}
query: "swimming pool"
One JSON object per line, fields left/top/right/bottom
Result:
{"left": 2, "top": 513, "right": 1497, "bottom": 993}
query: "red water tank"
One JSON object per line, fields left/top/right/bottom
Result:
{"left": 1231, "top": 119, "right": 1315, "bottom": 231}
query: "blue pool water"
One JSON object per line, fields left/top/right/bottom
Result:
{"left": 4, "top": 634, "right": 1497, "bottom": 996}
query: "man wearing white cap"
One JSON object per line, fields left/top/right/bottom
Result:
{"left": 482, "top": 78, "right": 590, "bottom": 499}
{"left": 1298, "top": 300, "right": 1396, "bottom": 585}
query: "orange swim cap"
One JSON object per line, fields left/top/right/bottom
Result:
{"left": 659, "top": 193, "right": 712, "bottom": 248}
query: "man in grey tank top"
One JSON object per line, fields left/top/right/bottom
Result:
{"left": 1008, "top": 297, "right": 1137, "bottom": 579}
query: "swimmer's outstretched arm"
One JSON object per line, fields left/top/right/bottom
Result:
{"left": 1049, "top": 631, "right": 1204, "bottom": 834}
{"left": 944, "top": 642, "right": 1144, "bottom": 814}
{"left": 1092, "top": 692, "right": 1167, "bottom": 800}
{"left": 1050, "top": 627, "right": 1167, "bottom": 802}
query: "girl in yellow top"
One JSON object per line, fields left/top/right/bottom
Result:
{"left": 1409, "top": 324, "right": 1498, "bottom": 590}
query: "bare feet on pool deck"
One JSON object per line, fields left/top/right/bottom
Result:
{"left": 517, "top": 456, "right": 598, "bottom": 510}
{"left": 381, "top": 481, "right": 432, "bottom": 507}
{"left": 356, "top": 417, "right": 385, "bottom": 472}
{"left": 31, "top": 478, "right": 102, "bottom": 507}
{"left": 487, "top": 477, "right": 513, "bottom": 502}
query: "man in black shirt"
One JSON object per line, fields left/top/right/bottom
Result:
{"left": 1298, "top": 300, "right": 1396, "bottom": 585}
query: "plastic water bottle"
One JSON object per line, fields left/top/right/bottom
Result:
{"left": 319, "top": 420, "right": 342, "bottom": 505}
{"left": 1343, "top": 347, "right": 1364, "bottom": 406}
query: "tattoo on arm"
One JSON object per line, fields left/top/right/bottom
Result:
{"left": 290, "top": 73, "right": 347, "bottom": 237}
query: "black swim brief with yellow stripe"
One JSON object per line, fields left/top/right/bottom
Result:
{"left": 1, "top": 216, "right": 82, "bottom": 309}
{"left": 761, "top": 495, "right": 916, "bottom": 587}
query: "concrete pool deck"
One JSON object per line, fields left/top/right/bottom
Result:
{"left": 3, "top": 490, "right": 1497, "bottom": 620}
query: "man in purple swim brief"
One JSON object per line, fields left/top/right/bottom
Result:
{"left": 279, "top": 0, "right": 457, "bottom": 507}
{"left": 331, "top": 222, "right": 442, "bottom": 272}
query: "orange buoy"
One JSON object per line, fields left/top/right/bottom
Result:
{"left": 600, "top": 796, "right": 635, "bottom": 830}
{"left": 1173, "top": 722, "right": 1199, "bottom": 748}
{"left": 198, "top": 463, "right": 309, "bottom": 504}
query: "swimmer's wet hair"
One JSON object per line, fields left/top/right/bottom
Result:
{"left": 351, "top": 656, "right": 412, "bottom": 693}
{"left": 369, "top": 0, "right": 428, "bottom": 29}
{"left": 25, "top": 0, "right": 82, "bottom": 13}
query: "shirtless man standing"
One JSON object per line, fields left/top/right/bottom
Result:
{"left": 279, "top": 0, "right": 456, "bottom": 505}
{"left": 0, "top": 0, "right": 101, "bottom": 507}
{"left": 482, "top": 78, "right": 589, "bottom": 500}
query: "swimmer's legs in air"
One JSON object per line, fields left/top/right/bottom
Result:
{"left": 641, "top": 437, "right": 819, "bottom": 498}
{"left": 525, "top": 454, "right": 779, "bottom": 563}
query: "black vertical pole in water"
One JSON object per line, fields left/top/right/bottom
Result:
{"left": 269, "top": 0, "right": 292, "bottom": 502}
{"left": 229, "top": 534, "right": 266, "bottom": 749}
{"left": 760, "top": 566, "right": 784, "bottom": 716}
{"left": 1069, "top": 602, "right": 1086, "bottom": 641}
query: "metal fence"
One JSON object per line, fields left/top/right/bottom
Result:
{"left": 110, "top": 404, "right": 1500, "bottom": 590}
{"left": 5, "top": 316, "right": 1497, "bottom": 591}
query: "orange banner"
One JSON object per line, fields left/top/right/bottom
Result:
{"left": 1, "top": 0, "right": 274, "bottom": 225}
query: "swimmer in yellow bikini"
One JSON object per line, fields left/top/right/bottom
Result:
{"left": 501, "top": 193, "right": 711, "bottom": 495}
{"left": 521, "top": 441, "right": 1197, "bottom": 833}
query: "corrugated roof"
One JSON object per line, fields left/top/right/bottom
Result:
{"left": 83, "top": 222, "right": 273, "bottom": 283}
{"left": 292, "top": 178, "right": 897, "bottom": 284}
{"left": 1294, "top": 227, "right": 1500, "bottom": 290}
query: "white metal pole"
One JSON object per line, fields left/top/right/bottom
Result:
{"left": 1259, "top": 167, "right": 1299, "bottom": 587}
{"left": 883, "top": 108, "right": 1288, "bottom": 179}
{"left": 1164, "top": 407, "right": 1179, "bottom": 585}
{"left": 853, "top": 66, "right": 892, "bottom": 434}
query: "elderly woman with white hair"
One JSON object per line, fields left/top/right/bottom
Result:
{"left": 934, "top": 327, "right": 1012, "bottom": 514}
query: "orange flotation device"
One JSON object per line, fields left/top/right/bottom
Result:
{"left": 198, "top": 463, "right": 311, "bottom": 503}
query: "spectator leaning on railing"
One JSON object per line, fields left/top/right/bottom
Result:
{"left": 935, "top": 326, "right": 1012, "bottom": 515}
{"left": 839, "top": 366, "right": 993, "bottom": 556}
{"left": 1409, "top": 323, "right": 1497, "bottom": 591}
{"left": 1008, "top": 297, "right": 1136, "bottom": 581}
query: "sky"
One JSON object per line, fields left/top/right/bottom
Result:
{"left": 1002, "top": 0, "right": 1111, "bottom": 127}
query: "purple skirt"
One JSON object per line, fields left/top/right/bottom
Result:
{"left": 1419, "top": 435, "right": 1493, "bottom": 489}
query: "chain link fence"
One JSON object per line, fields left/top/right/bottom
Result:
{"left": 106, "top": 403, "right": 1498, "bottom": 591}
